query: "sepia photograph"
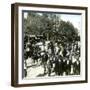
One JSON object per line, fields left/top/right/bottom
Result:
{"left": 23, "top": 11, "right": 81, "bottom": 79}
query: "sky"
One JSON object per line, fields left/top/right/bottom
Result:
{"left": 60, "top": 14, "right": 81, "bottom": 31}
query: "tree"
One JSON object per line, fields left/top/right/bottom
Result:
{"left": 24, "top": 12, "right": 79, "bottom": 44}
{"left": 58, "top": 20, "right": 79, "bottom": 43}
{"left": 24, "top": 12, "right": 44, "bottom": 35}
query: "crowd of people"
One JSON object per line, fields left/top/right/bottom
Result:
{"left": 24, "top": 34, "right": 80, "bottom": 77}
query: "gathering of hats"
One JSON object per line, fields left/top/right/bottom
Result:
{"left": 23, "top": 34, "right": 80, "bottom": 78}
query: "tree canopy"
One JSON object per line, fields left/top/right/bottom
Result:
{"left": 24, "top": 12, "right": 80, "bottom": 44}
